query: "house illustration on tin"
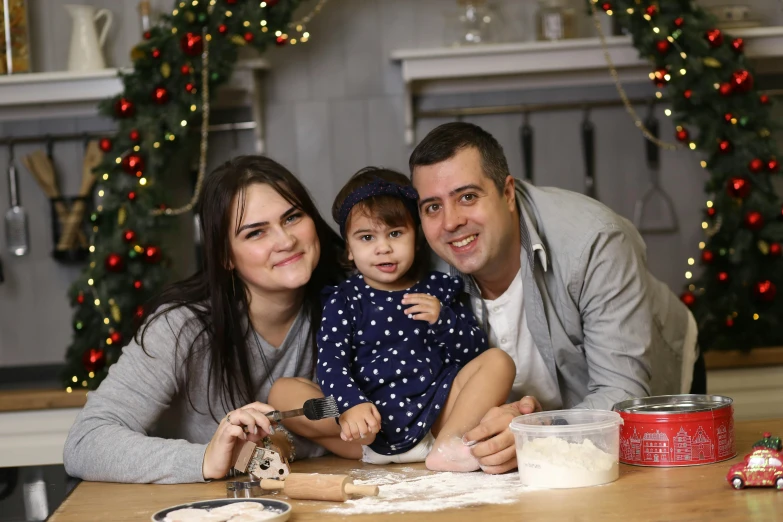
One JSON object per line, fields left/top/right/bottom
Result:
{"left": 642, "top": 430, "right": 672, "bottom": 462}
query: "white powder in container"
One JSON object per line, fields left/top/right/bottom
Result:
{"left": 516, "top": 436, "right": 618, "bottom": 488}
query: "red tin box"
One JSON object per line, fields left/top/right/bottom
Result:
{"left": 613, "top": 394, "right": 736, "bottom": 467}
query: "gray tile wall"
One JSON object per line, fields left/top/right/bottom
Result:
{"left": 1, "top": 0, "right": 782, "bottom": 366}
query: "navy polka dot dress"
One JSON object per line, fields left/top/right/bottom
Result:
{"left": 317, "top": 271, "right": 488, "bottom": 456}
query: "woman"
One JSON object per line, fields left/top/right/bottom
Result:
{"left": 63, "top": 156, "right": 358, "bottom": 483}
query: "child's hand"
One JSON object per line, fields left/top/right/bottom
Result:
{"left": 401, "top": 293, "right": 441, "bottom": 325}
{"left": 340, "top": 403, "right": 382, "bottom": 442}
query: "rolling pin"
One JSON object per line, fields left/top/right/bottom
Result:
{"left": 260, "top": 473, "right": 379, "bottom": 502}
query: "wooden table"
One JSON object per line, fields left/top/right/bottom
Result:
{"left": 50, "top": 419, "right": 782, "bottom": 522}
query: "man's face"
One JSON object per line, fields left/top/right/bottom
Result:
{"left": 412, "top": 146, "right": 517, "bottom": 279}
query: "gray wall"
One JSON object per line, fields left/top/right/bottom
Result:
{"left": 1, "top": 0, "right": 782, "bottom": 368}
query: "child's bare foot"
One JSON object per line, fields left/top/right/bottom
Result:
{"left": 425, "top": 436, "right": 480, "bottom": 472}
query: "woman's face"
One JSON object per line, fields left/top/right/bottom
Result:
{"left": 228, "top": 183, "right": 320, "bottom": 297}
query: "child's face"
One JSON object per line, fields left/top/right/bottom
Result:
{"left": 346, "top": 211, "right": 416, "bottom": 291}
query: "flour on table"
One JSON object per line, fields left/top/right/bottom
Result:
{"left": 325, "top": 468, "right": 523, "bottom": 515}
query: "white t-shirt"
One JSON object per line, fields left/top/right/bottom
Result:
{"left": 474, "top": 269, "right": 562, "bottom": 410}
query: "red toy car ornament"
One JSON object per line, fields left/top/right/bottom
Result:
{"left": 726, "top": 432, "right": 783, "bottom": 490}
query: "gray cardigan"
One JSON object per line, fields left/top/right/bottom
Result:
{"left": 448, "top": 181, "right": 693, "bottom": 410}
{"left": 63, "top": 305, "right": 325, "bottom": 484}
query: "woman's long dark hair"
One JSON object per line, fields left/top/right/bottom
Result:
{"left": 136, "top": 156, "right": 345, "bottom": 420}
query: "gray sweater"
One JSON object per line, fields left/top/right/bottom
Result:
{"left": 63, "top": 305, "right": 325, "bottom": 484}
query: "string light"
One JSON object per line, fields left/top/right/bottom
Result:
{"left": 88, "top": 278, "right": 94, "bottom": 285}
{"left": 153, "top": 142, "right": 160, "bottom": 148}
{"left": 72, "top": 376, "right": 78, "bottom": 383}
{"left": 139, "top": 178, "right": 147, "bottom": 186}
{"left": 89, "top": 246, "right": 95, "bottom": 253}
{"left": 664, "top": 109, "right": 672, "bottom": 116}
{"left": 103, "top": 318, "right": 110, "bottom": 325}
{"left": 685, "top": 271, "right": 693, "bottom": 279}
{"left": 98, "top": 190, "right": 104, "bottom": 197}
{"left": 653, "top": 27, "right": 660, "bottom": 33}
{"left": 699, "top": 242, "right": 706, "bottom": 249}
{"left": 702, "top": 222, "right": 709, "bottom": 229}
{"left": 66, "top": 387, "right": 72, "bottom": 393}
{"left": 102, "top": 173, "right": 109, "bottom": 180}
{"left": 626, "top": 8, "right": 633, "bottom": 14}
{"left": 753, "top": 313, "right": 760, "bottom": 320}
{"left": 688, "top": 258, "right": 695, "bottom": 265}
{"left": 133, "top": 145, "right": 140, "bottom": 152}
{"left": 94, "top": 299, "right": 100, "bottom": 306}
{"left": 689, "top": 142, "right": 696, "bottom": 150}
{"left": 707, "top": 201, "right": 713, "bottom": 208}
{"left": 181, "top": 120, "right": 188, "bottom": 126}
{"left": 89, "top": 372, "right": 95, "bottom": 378}
{"left": 700, "top": 161, "right": 707, "bottom": 168}
{"left": 115, "top": 157, "right": 122, "bottom": 164}
{"left": 82, "top": 380, "right": 88, "bottom": 387}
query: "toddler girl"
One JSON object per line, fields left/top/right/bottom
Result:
{"left": 317, "top": 167, "right": 515, "bottom": 471}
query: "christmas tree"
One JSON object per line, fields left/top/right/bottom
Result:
{"left": 61, "top": 0, "right": 310, "bottom": 390}
{"left": 752, "top": 432, "right": 782, "bottom": 451}
{"left": 599, "top": 0, "right": 783, "bottom": 352}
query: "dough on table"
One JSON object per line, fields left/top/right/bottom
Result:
{"left": 164, "top": 508, "right": 224, "bottom": 521}
{"left": 210, "top": 502, "right": 264, "bottom": 517}
{"left": 227, "top": 512, "right": 279, "bottom": 522}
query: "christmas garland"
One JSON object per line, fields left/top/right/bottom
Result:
{"left": 62, "top": 0, "right": 309, "bottom": 390}
{"left": 601, "top": 0, "right": 783, "bottom": 352}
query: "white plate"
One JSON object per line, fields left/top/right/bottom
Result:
{"left": 151, "top": 498, "right": 291, "bottom": 522}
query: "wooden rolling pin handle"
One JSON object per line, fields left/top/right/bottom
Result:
{"left": 344, "top": 483, "right": 379, "bottom": 497}
{"left": 260, "top": 479, "right": 286, "bottom": 491}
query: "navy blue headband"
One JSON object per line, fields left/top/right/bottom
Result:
{"left": 336, "top": 179, "right": 420, "bottom": 238}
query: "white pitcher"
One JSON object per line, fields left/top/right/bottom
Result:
{"left": 65, "top": 4, "right": 113, "bottom": 71}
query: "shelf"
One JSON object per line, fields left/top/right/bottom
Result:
{"left": 0, "top": 58, "right": 271, "bottom": 151}
{"left": 391, "top": 26, "right": 783, "bottom": 144}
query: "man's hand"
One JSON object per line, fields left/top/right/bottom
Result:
{"left": 401, "top": 293, "right": 442, "bottom": 325}
{"left": 339, "top": 403, "right": 382, "bottom": 442}
{"left": 463, "top": 396, "right": 542, "bottom": 474}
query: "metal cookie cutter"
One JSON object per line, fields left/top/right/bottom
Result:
{"left": 226, "top": 479, "right": 262, "bottom": 499}
{"left": 233, "top": 440, "right": 290, "bottom": 481}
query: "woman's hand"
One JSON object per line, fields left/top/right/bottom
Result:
{"left": 202, "top": 401, "right": 275, "bottom": 480}
{"left": 339, "top": 403, "right": 382, "bottom": 442}
{"left": 402, "top": 293, "right": 442, "bottom": 325}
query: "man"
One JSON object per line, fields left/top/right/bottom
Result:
{"left": 410, "top": 122, "right": 703, "bottom": 474}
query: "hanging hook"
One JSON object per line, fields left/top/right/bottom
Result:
{"left": 45, "top": 134, "right": 54, "bottom": 160}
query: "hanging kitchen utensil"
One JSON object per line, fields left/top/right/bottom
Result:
{"left": 5, "top": 140, "right": 29, "bottom": 256}
{"left": 633, "top": 103, "right": 679, "bottom": 234}
{"left": 520, "top": 112, "right": 533, "bottom": 183}
{"left": 581, "top": 108, "right": 597, "bottom": 199}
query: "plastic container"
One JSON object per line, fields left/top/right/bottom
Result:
{"left": 509, "top": 409, "right": 623, "bottom": 488}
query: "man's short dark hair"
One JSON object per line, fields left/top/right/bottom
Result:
{"left": 408, "top": 122, "right": 510, "bottom": 194}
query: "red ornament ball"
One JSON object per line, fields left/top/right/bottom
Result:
{"left": 680, "top": 291, "right": 696, "bottom": 308}
{"left": 180, "top": 33, "right": 203, "bottom": 56}
{"left": 128, "top": 191, "right": 137, "bottom": 202}
{"left": 717, "top": 271, "right": 730, "bottom": 283}
{"left": 218, "top": 24, "right": 228, "bottom": 34}
{"left": 701, "top": 250, "right": 715, "bottom": 264}
{"left": 768, "top": 159, "right": 779, "bottom": 172}
{"left": 266, "top": 0, "right": 279, "bottom": 5}
{"left": 718, "top": 82, "right": 733, "bottom": 97}
{"left": 760, "top": 94, "right": 770, "bottom": 104}
{"left": 76, "top": 292, "right": 85, "bottom": 304}
{"left": 731, "top": 70, "right": 754, "bottom": 93}
{"left": 645, "top": 5, "right": 657, "bottom": 16}
{"left": 726, "top": 177, "right": 751, "bottom": 199}
{"left": 121, "top": 154, "right": 145, "bottom": 177}
{"left": 769, "top": 243, "right": 782, "bottom": 257}
{"left": 674, "top": 17, "right": 684, "bottom": 28}
{"left": 723, "top": 113, "right": 733, "bottom": 123}
{"left": 725, "top": 317, "right": 734, "bottom": 327}
{"left": 244, "top": 32, "right": 254, "bottom": 42}
{"left": 134, "top": 305, "right": 145, "bottom": 321}
{"left": 122, "top": 229, "right": 137, "bottom": 243}
{"left": 185, "top": 82, "right": 195, "bottom": 93}
{"left": 731, "top": 38, "right": 744, "bottom": 53}
{"left": 601, "top": 3, "right": 612, "bottom": 12}
{"left": 276, "top": 35, "right": 287, "bottom": 46}
{"left": 683, "top": 89, "right": 693, "bottom": 100}
{"left": 744, "top": 210, "right": 764, "bottom": 231}
{"left": 705, "top": 28, "right": 723, "bottom": 47}
{"left": 707, "top": 207, "right": 717, "bottom": 217}
{"left": 749, "top": 158, "right": 764, "bottom": 173}
{"left": 152, "top": 86, "right": 170, "bottom": 105}
{"left": 144, "top": 245, "right": 162, "bottom": 264}
{"left": 129, "top": 129, "right": 141, "bottom": 142}
{"left": 133, "top": 280, "right": 144, "bottom": 290}
{"left": 180, "top": 64, "right": 191, "bottom": 75}
{"left": 753, "top": 280, "right": 777, "bottom": 302}
{"left": 143, "top": 31, "right": 152, "bottom": 40}
{"left": 98, "top": 137, "right": 112, "bottom": 152}
{"left": 718, "top": 140, "right": 732, "bottom": 154}
{"left": 110, "top": 331, "right": 123, "bottom": 344}
{"left": 655, "top": 40, "right": 671, "bottom": 55}
{"left": 675, "top": 128, "right": 689, "bottom": 142}
{"left": 151, "top": 48, "right": 161, "bottom": 59}
{"left": 105, "top": 253, "right": 125, "bottom": 272}
{"left": 82, "top": 348, "right": 106, "bottom": 373}
{"left": 651, "top": 68, "right": 668, "bottom": 87}
{"left": 114, "top": 98, "right": 135, "bottom": 118}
